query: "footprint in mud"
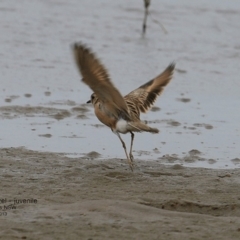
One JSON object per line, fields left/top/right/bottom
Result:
{"left": 44, "top": 91, "right": 51, "bottom": 96}
{"left": 153, "top": 148, "right": 160, "bottom": 153}
{"left": 188, "top": 149, "right": 202, "bottom": 156}
{"left": 176, "top": 98, "right": 191, "bottom": 103}
{"left": 85, "top": 151, "right": 101, "bottom": 158}
{"left": 175, "top": 68, "right": 187, "bottom": 74}
{"left": 51, "top": 110, "right": 71, "bottom": 120}
{"left": 71, "top": 106, "right": 90, "bottom": 119}
{"left": 231, "top": 158, "right": 240, "bottom": 164}
{"left": 151, "top": 106, "right": 161, "bottom": 112}
{"left": 71, "top": 106, "right": 89, "bottom": 113}
{"left": 184, "top": 123, "right": 213, "bottom": 134}
{"left": 60, "top": 134, "right": 83, "bottom": 139}
{"left": 136, "top": 150, "right": 151, "bottom": 156}
{"left": 143, "top": 171, "right": 174, "bottom": 177}
{"left": 140, "top": 199, "right": 237, "bottom": 217}
{"left": 24, "top": 93, "right": 32, "bottom": 98}
{"left": 208, "top": 159, "right": 217, "bottom": 164}
{"left": 38, "top": 134, "right": 52, "bottom": 138}
{"left": 105, "top": 172, "right": 130, "bottom": 179}
{"left": 167, "top": 120, "right": 181, "bottom": 127}
{"left": 91, "top": 124, "right": 105, "bottom": 128}
{"left": 5, "top": 95, "right": 20, "bottom": 103}
{"left": 183, "top": 149, "right": 206, "bottom": 163}
{"left": 160, "top": 154, "right": 179, "bottom": 163}
{"left": 76, "top": 114, "right": 88, "bottom": 119}
{"left": 193, "top": 123, "right": 213, "bottom": 129}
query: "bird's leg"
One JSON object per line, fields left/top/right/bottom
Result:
{"left": 143, "top": 0, "right": 150, "bottom": 34}
{"left": 129, "top": 131, "right": 135, "bottom": 162}
{"left": 115, "top": 132, "right": 133, "bottom": 172}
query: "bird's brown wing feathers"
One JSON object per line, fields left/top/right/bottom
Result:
{"left": 72, "top": 43, "right": 130, "bottom": 120}
{"left": 124, "top": 63, "right": 175, "bottom": 119}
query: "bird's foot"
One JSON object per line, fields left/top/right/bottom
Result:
{"left": 128, "top": 154, "right": 134, "bottom": 172}
{"left": 127, "top": 158, "right": 134, "bottom": 172}
{"left": 129, "top": 153, "right": 134, "bottom": 163}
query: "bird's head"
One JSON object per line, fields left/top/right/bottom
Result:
{"left": 86, "top": 93, "right": 98, "bottom": 105}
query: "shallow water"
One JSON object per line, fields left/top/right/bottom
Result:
{"left": 0, "top": 0, "right": 239, "bottom": 169}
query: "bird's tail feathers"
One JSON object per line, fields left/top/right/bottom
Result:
{"left": 128, "top": 121, "right": 159, "bottom": 133}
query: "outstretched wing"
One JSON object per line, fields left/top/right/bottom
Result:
{"left": 72, "top": 42, "right": 130, "bottom": 120}
{"left": 124, "top": 63, "right": 175, "bottom": 119}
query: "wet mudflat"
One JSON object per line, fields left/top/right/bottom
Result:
{"left": 1, "top": 147, "right": 240, "bottom": 239}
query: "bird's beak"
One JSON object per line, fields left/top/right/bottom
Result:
{"left": 86, "top": 99, "right": 91, "bottom": 104}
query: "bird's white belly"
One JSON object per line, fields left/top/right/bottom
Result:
{"left": 116, "top": 119, "right": 129, "bottom": 134}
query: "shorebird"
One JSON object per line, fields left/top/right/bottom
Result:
{"left": 72, "top": 43, "right": 175, "bottom": 171}
{"left": 142, "top": 0, "right": 168, "bottom": 35}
